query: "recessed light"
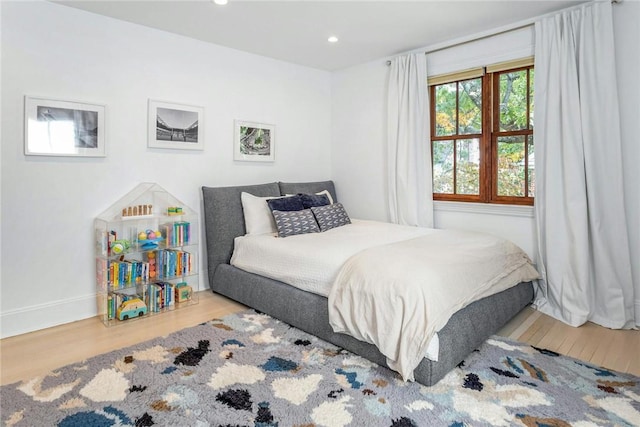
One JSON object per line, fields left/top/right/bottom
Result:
{"left": 328, "top": 36, "right": 339, "bottom": 43}
{"left": 213, "top": 0, "right": 228, "bottom": 5}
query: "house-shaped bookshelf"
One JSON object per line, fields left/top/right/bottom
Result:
{"left": 95, "top": 182, "right": 199, "bottom": 326}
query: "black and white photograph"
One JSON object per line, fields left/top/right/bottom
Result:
{"left": 234, "top": 120, "right": 275, "bottom": 162}
{"left": 24, "top": 96, "right": 106, "bottom": 157}
{"left": 148, "top": 100, "right": 204, "bottom": 150}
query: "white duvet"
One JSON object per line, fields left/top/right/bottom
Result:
{"left": 328, "top": 228, "right": 539, "bottom": 381}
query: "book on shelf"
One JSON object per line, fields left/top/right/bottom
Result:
{"left": 146, "top": 281, "right": 175, "bottom": 312}
{"left": 161, "top": 221, "right": 191, "bottom": 247}
{"left": 143, "top": 249, "right": 192, "bottom": 279}
{"left": 108, "top": 259, "right": 150, "bottom": 289}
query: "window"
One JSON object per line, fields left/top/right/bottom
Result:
{"left": 430, "top": 60, "right": 534, "bottom": 205}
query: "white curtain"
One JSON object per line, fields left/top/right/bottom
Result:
{"left": 387, "top": 53, "right": 433, "bottom": 228}
{"left": 533, "top": 1, "right": 635, "bottom": 329}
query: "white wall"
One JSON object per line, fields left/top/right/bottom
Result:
{"left": 331, "top": 5, "right": 640, "bottom": 321}
{"left": 0, "top": 1, "right": 332, "bottom": 338}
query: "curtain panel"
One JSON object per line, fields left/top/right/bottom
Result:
{"left": 533, "top": 1, "right": 635, "bottom": 329}
{"left": 387, "top": 53, "right": 433, "bottom": 227}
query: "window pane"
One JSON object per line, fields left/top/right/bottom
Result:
{"left": 497, "top": 135, "right": 525, "bottom": 196}
{"left": 433, "top": 140, "right": 454, "bottom": 193}
{"left": 499, "top": 70, "right": 528, "bottom": 131}
{"left": 458, "top": 78, "right": 482, "bottom": 135}
{"left": 435, "top": 83, "right": 457, "bottom": 136}
{"left": 529, "top": 69, "right": 534, "bottom": 130}
{"left": 456, "top": 139, "right": 480, "bottom": 195}
{"left": 527, "top": 135, "right": 535, "bottom": 197}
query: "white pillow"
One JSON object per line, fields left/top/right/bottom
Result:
{"left": 285, "top": 190, "right": 334, "bottom": 205}
{"left": 240, "top": 192, "right": 277, "bottom": 235}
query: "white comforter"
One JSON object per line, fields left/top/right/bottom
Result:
{"left": 328, "top": 228, "right": 539, "bottom": 382}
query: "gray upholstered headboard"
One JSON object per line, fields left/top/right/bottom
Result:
{"left": 201, "top": 180, "right": 337, "bottom": 284}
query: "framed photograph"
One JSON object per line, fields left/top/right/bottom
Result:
{"left": 148, "top": 100, "right": 204, "bottom": 150}
{"left": 24, "top": 96, "right": 106, "bottom": 157}
{"left": 234, "top": 120, "right": 275, "bottom": 162}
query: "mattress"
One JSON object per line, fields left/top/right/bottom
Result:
{"left": 230, "top": 219, "right": 441, "bottom": 360}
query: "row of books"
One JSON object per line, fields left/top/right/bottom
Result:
{"left": 144, "top": 249, "right": 193, "bottom": 279}
{"left": 108, "top": 259, "right": 150, "bottom": 289}
{"left": 161, "top": 221, "right": 191, "bottom": 247}
{"left": 146, "top": 281, "right": 175, "bottom": 313}
{"left": 96, "top": 250, "right": 193, "bottom": 290}
{"left": 96, "top": 258, "right": 144, "bottom": 291}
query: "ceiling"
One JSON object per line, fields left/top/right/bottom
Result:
{"left": 54, "top": 0, "right": 587, "bottom": 71}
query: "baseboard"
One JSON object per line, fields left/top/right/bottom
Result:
{"left": 0, "top": 293, "right": 97, "bottom": 339}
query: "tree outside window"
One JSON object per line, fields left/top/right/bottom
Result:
{"left": 430, "top": 64, "right": 534, "bottom": 205}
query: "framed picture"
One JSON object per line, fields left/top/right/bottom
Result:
{"left": 234, "top": 120, "right": 275, "bottom": 162}
{"left": 24, "top": 96, "right": 106, "bottom": 157}
{"left": 148, "top": 100, "right": 204, "bottom": 150}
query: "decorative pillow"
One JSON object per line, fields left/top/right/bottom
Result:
{"left": 240, "top": 192, "right": 277, "bottom": 235}
{"left": 272, "top": 209, "right": 320, "bottom": 237}
{"left": 267, "top": 195, "right": 305, "bottom": 212}
{"left": 311, "top": 203, "right": 351, "bottom": 232}
{"left": 286, "top": 190, "right": 334, "bottom": 205}
{"left": 299, "top": 193, "right": 331, "bottom": 209}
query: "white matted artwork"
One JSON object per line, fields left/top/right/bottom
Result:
{"left": 148, "top": 100, "right": 204, "bottom": 150}
{"left": 234, "top": 120, "right": 275, "bottom": 162}
{"left": 24, "top": 96, "right": 106, "bottom": 157}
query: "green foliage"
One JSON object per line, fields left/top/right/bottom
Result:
{"left": 499, "top": 71, "right": 529, "bottom": 131}
{"left": 432, "top": 69, "right": 534, "bottom": 198}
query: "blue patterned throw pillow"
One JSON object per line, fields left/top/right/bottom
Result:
{"left": 267, "top": 195, "right": 305, "bottom": 212}
{"left": 272, "top": 209, "right": 320, "bottom": 237}
{"left": 311, "top": 203, "right": 351, "bottom": 232}
{"left": 299, "top": 193, "right": 331, "bottom": 208}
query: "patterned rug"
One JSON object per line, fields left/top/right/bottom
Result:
{"left": 2, "top": 310, "right": 639, "bottom": 427}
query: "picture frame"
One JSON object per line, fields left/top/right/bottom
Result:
{"left": 234, "top": 120, "right": 275, "bottom": 162}
{"left": 24, "top": 96, "right": 106, "bottom": 157}
{"left": 148, "top": 100, "right": 204, "bottom": 150}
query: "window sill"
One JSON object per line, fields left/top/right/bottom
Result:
{"left": 433, "top": 201, "right": 534, "bottom": 218}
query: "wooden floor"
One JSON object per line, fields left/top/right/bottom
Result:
{"left": 1, "top": 290, "right": 638, "bottom": 386}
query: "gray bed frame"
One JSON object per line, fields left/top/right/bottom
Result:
{"left": 202, "top": 180, "right": 534, "bottom": 386}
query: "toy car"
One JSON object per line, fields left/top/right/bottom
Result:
{"left": 116, "top": 298, "right": 147, "bottom": 320}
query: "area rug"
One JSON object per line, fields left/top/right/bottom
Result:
{"left": 2, "top": 311, "right": 639, "bottom": 427}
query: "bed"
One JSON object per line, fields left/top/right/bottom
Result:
{"left": 202, "top": 180, "right": 536, "bottom": 386}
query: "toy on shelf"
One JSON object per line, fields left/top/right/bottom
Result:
{"left": 110, "top": 239, "right": 131, "bottom": 255}
{"left": 116, "top": 298, "right": 147, "bottom": 321}
{"left": 175, "top": 282, "right": 193, "bottom": 303}
{"left": 138, "top": 229, "right": 163, "bottom": 250}
{"left": 122, "top": 204, "right": 153, "bottom": 218}
{"left": 167, "top": 206, "right": 183, "bottom": 216}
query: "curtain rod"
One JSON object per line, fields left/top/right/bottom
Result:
{"left": 386, "top": 0, "right": 620, "bottom": 65}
